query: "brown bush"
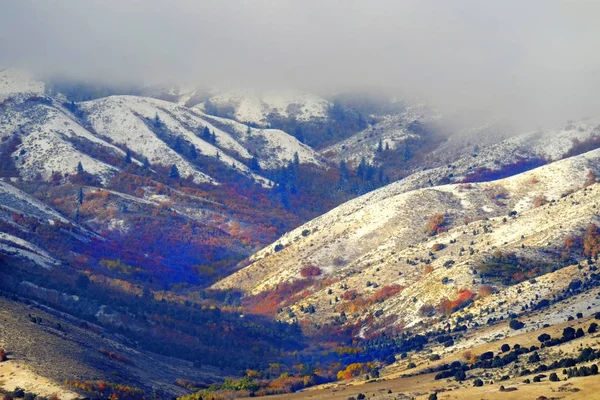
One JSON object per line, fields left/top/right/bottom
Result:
{"left": 300, "top": 265, "right": 322, "bottom": 278}
{"left": 478, "top": 285, "right": 493, "bottom": 299}
{"left": 585, "top": 169, "right": 597, "bottom": 187}
{"left": 425, "top": 213, "right": 447, "bottom": 236}
{"left": 533, "top": 196, "right": 547, "bottom": 208}
{"left": 431, "top": 243, "right": 446, "bottom": 252}
{"left": 0, "top": 348, "right": 6, "bottom": 362}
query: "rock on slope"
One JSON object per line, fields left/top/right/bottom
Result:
{"left": 214, "top": 148, "right": 600, "bottom": 332}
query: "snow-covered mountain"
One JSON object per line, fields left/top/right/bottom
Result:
{"left": 0, "top": 68, "right": 45, "bottom": 102}
{"left": 198, "top": 91, "right": 332, "bottom": 127}
{"left": 0, "top": 70, "right": 324, "bottom": 187}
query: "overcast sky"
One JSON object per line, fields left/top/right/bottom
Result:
{"left": 1, "top": 0, "right": 600, "bottom": 129}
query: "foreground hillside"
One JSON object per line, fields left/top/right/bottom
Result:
{"left": 202, "top": 150, "right": 600, "bottom": 399}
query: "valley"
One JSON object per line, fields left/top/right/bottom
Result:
{"left": 1, "top": 68, "right": 600, "bottom": 399}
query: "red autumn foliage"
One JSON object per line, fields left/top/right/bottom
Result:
{"left": 242, "top": 279, "right": 315, "bottom": 316}
{"left": 437, "top": 288, "right": 475, "bottom": 316}
{"left": 369, "top": 284, "right": 403, "bottom": 303}
{"left": 300, "top": 265, "right": 322, "bottom": 278}
{"left": 342, "top": 290, "right": 358, "bottom": 301}
{"left": 425, "top": 213, "right": 447, "bottom": 236}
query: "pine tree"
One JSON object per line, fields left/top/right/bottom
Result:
{"left": 211, "top": 130, "right": 217, "bottom": 144}
{"left": 247, "top": 125, "right": 252, "bottom": 135}
{"left": 153, "top": 113, "right": 162, "bottom": 128}
{"left": 377, "top": 139, "right": 383, "bottom": 152}
{"left": 339, "top": 160, "right": 349, "bottom": 181}
{"left": 249, "top": 155, "right": 261, "bottom": 171}
{"left": 295, "top": 126, "right": 305, "bottom": 143}
{"left": 125, "top": 149, "right": 132, "bottom": 164}
{"left": 357, "top": 157, "right": 367, "bottom": 179}
{"left": 202, "top": 126, "right": 211, "bottom": 141}
{"left": 77, "top": 187, "right": 84, "bottom": 205}
{"left": 293, "top": 151, "right": 300, "bottom": 166}
{"left": 77, "top": 162, "right": 84, "bottom": 174}
{"left": 385, "top": 142, "right": 390, "bottom": 151}
{"left": 169, "top": 164, "right": 180, "bottom": 179}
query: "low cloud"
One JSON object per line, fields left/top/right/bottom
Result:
{"left": 2, "top": 0, "right": 600, "bottom": 130}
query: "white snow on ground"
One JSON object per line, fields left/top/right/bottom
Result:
{"left": 0, "top": 233, "right": 60, "bottom": 269}
{"left": 203, "top": 91, "right": 331, "bottom": 126}
{"left": 81, "top": 96, "right": 278, "bottom": 186}
{"left": 81, "top": 96, "right": 216, "bottom": 184}
{"left": 0, "top": 68, "right": 44, "bottom": 102}
{"left": 198, "top": 112, "right": 323, "bottom": 169}
{"left": 0, "top": 180, "right": 70, "bottom": 224}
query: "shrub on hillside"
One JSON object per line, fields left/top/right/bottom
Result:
{"left": 425, "top": 213, "right": 447, "bottom": 236}
{"left": 300, "top": 265, "right": 322, "bottom": 278}
{"left": 509, "top": 319, "right": 525, "bottom": 330}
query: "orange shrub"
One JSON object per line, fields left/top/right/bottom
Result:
{"left": 369, "top": 284, "right": 403, "bottom": 303}
{"left": 425, "top": 213, "right": 447, "bottom": 236}
{"left": 437, "top": 288, "right": 475, "bottom": 316}
{"left": 431, "top": 243, "right": 446, "bottom": 252}
{"left": 424, "top": 265, "right": 434, "bottom": 275}
{"left": 0, "top": 348, "right": 6, "bottom": 362}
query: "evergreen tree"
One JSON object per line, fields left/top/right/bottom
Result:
{"left": 77, "top": 187, "right": 84, "bottom": 205}
{"left": 247, "top": 125, "right": 252, "bottom": 135}
{"left": 153, "top": 113, "right": 162, "bottom": 128}
{"left": 377, "top": 139, "right": 383, "bottom": 152}
{"left": 169, "top": 164, "right": 180, "bottom": 179}
{"left": 202, "top": 126, "right": 211, "bottom": 141}
{"left": 211, "top": 130, "right": 217, "bottom": 144}
{"left": 173, "top": 137, "right": 183, "bottom": 153}
{"left": 294, "top": 126, "right": 305, "bottom": 143}
{"left": 385, "top": 142, "right": 390, "bottom": 151}
{"left": 357, "top": 157, "right": 367, "bottom": 179}
{"left": 125, "top": 149, "right": 132, "bottom": 164}
{"left": 77, "top": 161, "right": 84, "bottom": 174}
{"left": 293, "top": 151, "right": 300, "bottom": 166}
{"left": 249, "top": 155, "right": 261, "bottom": 171}
{"left": 142, "top": 156, "right": 150, "bottom": 168}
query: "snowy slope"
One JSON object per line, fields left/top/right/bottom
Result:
{"left": 198, "top": 112, "right": 324, "bottom": 169}
{"left": 214, "top": 148, "right": 600, "bottom": 329}
{"left": 0, "top": 94, "right": 122, "bottom": 182}
{"left": 0, "top": 68, "right": 44, "bottom": 102}
{"left": 200, "top": 91, "right": 331, "bottom": 126}
{"left": 0, "top": 180, "right": 70, "bottom": 224}
{"left": 82, "top": 95, "right": 317, "bottom": 182}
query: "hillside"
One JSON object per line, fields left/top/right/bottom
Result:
{"left": 214, "top": 148, "right": 600, "bottom": 328}
{"left": 199, "top": 91, "right": 331, "bottom": 127}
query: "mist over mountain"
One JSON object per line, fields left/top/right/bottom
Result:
{"left": 2, "top": 0, "right": 600, "bottom": 130}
